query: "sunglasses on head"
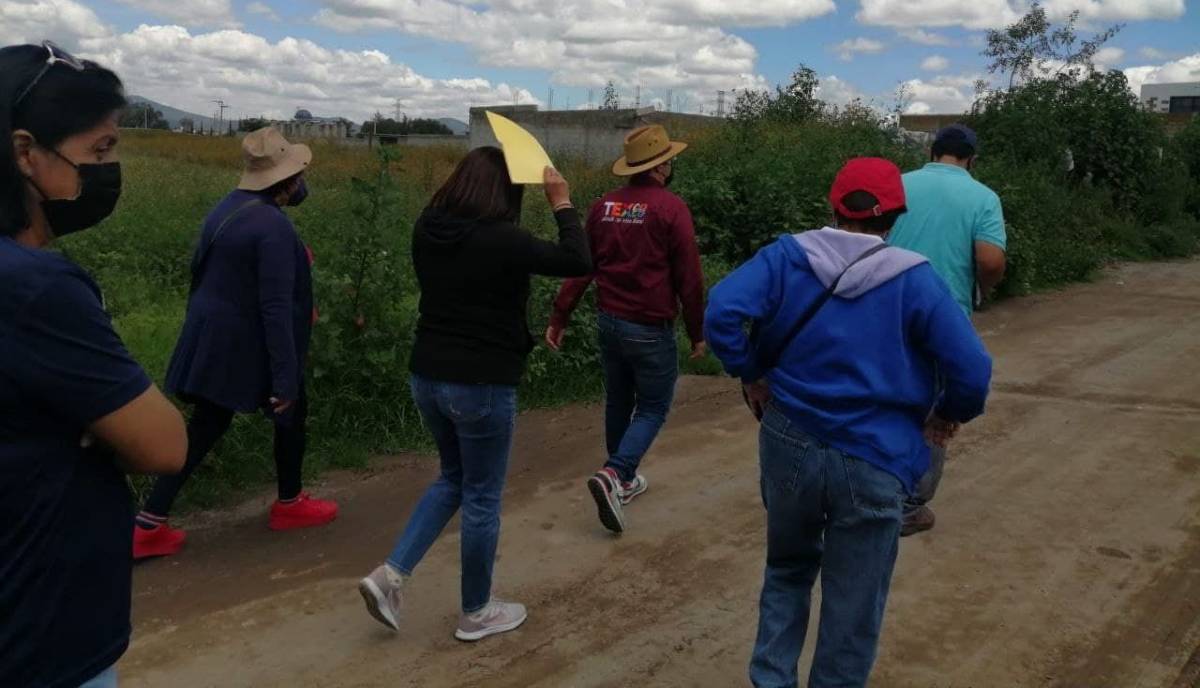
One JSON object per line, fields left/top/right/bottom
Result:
{"left": 13, "top": 40, "right": 87, "bottom": 110}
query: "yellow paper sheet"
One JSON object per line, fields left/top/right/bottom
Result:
{"left": 486, "top": 111, "right": 554, "bottom": 185}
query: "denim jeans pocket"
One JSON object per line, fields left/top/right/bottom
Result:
{"left": 760, "top": 422, "right": 815, "bottom": 495}
{"left": 842, "top": 455, "right": 904, "bottom": 516}
{"left": 440, "top": 383, "right": 494, "bottom": 423}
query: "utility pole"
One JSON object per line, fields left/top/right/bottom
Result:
{"left": 212, "top": 100, "right": 229, "bottom": 133}
{"left": 393, "top": 98, "right": 403, "bottom": 122}
{"left": 547, "top": 85, "right": 554, "bottom": 111}
{"left": 587, "top": 89, "right": 594, "bottom": 109}
{"left": 716, "top": 90, "right": 726, "bottom": 118}
{"left": 666, "top": 89, "right": 673, "bottom": 112}
{"left": 635, "top": 84, "right": 641, "bottom": 109}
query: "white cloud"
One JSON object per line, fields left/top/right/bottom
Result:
{"left": 1093, "top": 46, "right": 1126, "bottom": 69}
{"left": 1040, "top": 0, "right": 1185, "bottom": 22}
{"left": 0, "top": 0, "right": 110, "bottom": 46}
{"left": 2, "top": 0, "right": 541, "bottom": 122}
{"left": 921, "top": 55, "right": 951, "bottom": 71}
{"left": 816, "top": 75, "right": 869, "bottom": 106}
{"left": 307, "top": 0, "right": 830, "bottom": 101}
{"left": 0, "top": 0, "right": 530, "bottom": 125}
{"left": 858, "top": 0, "right": 1183, "bottom": 29}
{"left": 113, "top": 0, "right": 238, "bottom": 29}
{"left": 900, "top": 28, "right": 955, "bottom": 46}
{"left": 858, "top": 0, "right": 1020, "bottom": 29}
{"left": 833, "top": 37, "right": 886, "bottom": 61}
{"left": 1139, "top": 46, "right": 1169, "bottom": 60}
{"left": 246, "top": 2, "right": 281, "bottom": 22}
{"left": 1123, "top": 52, "right": 1200, "bottom": 95}
{"left": 902, "top": 74, "right": 979, "bottom": 114}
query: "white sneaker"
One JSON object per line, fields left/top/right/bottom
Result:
{"left": 455, "top": 599, "right": 528, "bottom": 641}
{"left": 587, "top": 468, "right": 626, "bottom": 534}
{"left": 359, "top": 563, "right": 406, "bottom": 631}
{"left": 617, "top": 474, "right": 648, "bottom": 505}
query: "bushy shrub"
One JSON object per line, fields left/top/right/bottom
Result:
{"left": 676, "top": 117, "right": 922, "bottom": 264}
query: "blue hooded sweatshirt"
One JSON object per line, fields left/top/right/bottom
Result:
{"left": 705, "top": 228, "right": 993, "bottom": 491}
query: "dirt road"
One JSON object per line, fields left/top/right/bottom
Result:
{"left": 123, "top": 261, "right": 1200, "bottom": 688}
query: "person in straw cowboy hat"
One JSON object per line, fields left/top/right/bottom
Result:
{"left": 545, "top": 124, "right": 706, "bottom": 534}
{"left": 133, "top": 126, "right": 337, "bottom": 559}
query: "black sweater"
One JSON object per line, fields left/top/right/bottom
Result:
{"left": 409, "top": 207, "right": 592, "bottom": 386}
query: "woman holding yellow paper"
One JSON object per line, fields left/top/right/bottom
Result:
{"left": 358, "top": 146, "right": 591, "bottom": 641}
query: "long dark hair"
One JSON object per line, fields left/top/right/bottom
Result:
{"left": 427, "top": 146, "right": 523, "bottom": 223}
{"left": 0, "top": 44, "right": 126, "bottom": 236}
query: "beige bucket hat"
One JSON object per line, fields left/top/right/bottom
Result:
{"left": 612, "top": 124, "right": 688, "bottom": 176}
{"left": 238, "top": 126, "right": 313, "bottom": 191}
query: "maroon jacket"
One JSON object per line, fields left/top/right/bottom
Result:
{"left": 551, "top": 178, "right": 705, "bottom": 343}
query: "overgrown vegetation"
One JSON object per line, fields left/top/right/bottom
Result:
{"left": 680, "top": 4, "right": 1199, "bottom": 297}
{"left": 66, "top": 4, "right": 1198, "bottom": 508}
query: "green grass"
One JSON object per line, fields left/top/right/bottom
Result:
{"left": 64, "top": 128, "right": 1199, "bottom": 510}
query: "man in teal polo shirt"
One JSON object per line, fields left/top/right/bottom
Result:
{"left": 889, "top": 124, "right": 1006, "bottom": 535}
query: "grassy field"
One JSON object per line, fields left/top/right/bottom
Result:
{"left": 64, "top": 130, "right": 720, "bottom": 509}
{"left": 68, "top": 121, "right": 1200, "bottom": 511}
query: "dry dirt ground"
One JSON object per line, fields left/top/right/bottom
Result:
{"left": 122, "top": 261, "right": 1200, "bottom": 688}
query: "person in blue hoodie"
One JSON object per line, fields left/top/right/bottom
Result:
{"left": 705, "top": 157, "right": 992, "bottom": 687}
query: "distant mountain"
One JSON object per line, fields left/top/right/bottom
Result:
{"left": 127, "top": 95, "right": 222, "bottom": 131}
{"left": 438, "top": 118, "right": 469, "bottom": 135}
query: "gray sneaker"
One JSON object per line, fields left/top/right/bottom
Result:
{"left": 359, "top": 563, "right": 406, "bottom": 631}
{"left": 454, "top": 599, "right": 528, "bottom": 642}
{"left": 587, "top": 469, "right": 626, "bottom": 534}
{"left": 618, "top": 474, "right": 648, "bottom": 505}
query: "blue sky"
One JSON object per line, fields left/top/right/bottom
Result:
{"left": 2, "top": 0, "right": 1196, "bottom": 121}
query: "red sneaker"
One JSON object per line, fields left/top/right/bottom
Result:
{"left": 269, "top": 493, "right": 338, "bottom": 531}
{"left": 133, "top": 523, "right": 187, "bottom": 560}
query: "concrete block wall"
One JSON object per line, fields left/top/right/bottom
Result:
{"left": 469, "top": 106, "right": 718, "bottom": 165}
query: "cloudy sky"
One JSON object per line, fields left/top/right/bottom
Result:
{"left": 1, "top": 0, "right": 1195, "bottom": 123}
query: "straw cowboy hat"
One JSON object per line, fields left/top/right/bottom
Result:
{"left": 612, "top": 124, "right": 688, "bottom": 176}
{"left": 238, "top": 126, "right": 313, "bottom": 191}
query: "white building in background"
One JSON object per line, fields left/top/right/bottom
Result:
{"left": 1141, "top": 82, "right": 1200, "bottom": 114}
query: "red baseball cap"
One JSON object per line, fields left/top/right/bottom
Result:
{"left": 829, "top": 157, "right": 906, "bottom": 220}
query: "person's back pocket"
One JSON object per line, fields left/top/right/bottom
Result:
{"left": 842, "top": 455, "right": 904, "bottom": 516}
{"left": 439, "top": 383, "right": 494, "bottom": 423}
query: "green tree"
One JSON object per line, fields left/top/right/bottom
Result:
{"left": 983, "top": 2, "right": 1122, "bottom": 89}
{"left": 239, "top": 117, "right": 270, "bottom": 132}
{"left": 119, "top": 104, "right": 169, "bottom": 130}
{"left": 359, "top": 116, "right": 452, "bottom": 136}
{"left": 732, "top": 65, "right": 824, "bottom": 123}
{"left": 601, "top": 81, "right": 620, "bottom": 110}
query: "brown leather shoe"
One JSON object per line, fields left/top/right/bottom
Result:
{"left": 901, "top": 505, "right": 936, "bottom": 537}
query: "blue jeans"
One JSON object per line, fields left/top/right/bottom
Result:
{"left": 79, "top": 666, "right": 117, "bottom": 687}
{"left": 598, "top": 312, "right": 679, "bottom": 483}
{"left": 751, "top": 407, "right": 905, "bottom": 688}
{"left": 388, "top": 375, "right": 517, "bottom": 613}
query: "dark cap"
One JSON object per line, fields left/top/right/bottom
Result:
{"left": 934, "top": 124, "right": 978, "bottom": 151}
{"left": 829, "top": 157, "right": 907, "bottom": 220}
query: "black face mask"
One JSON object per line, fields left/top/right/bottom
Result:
{"left": 32, "top": 149, "right": 122, "bottom": 237}
{"left": 286, "top": 178, "right": 309, "bottom": 207}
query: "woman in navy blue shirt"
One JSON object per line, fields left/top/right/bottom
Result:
{"left": 0, "top": 42, "right": 187, "bottom": 688}
{"left": 133, "top": 127, "right": 336, "bottom": 559}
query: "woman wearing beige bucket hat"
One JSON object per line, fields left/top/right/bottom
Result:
{"left": 134, "top": 126, "right": 337, "bottom": 559}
